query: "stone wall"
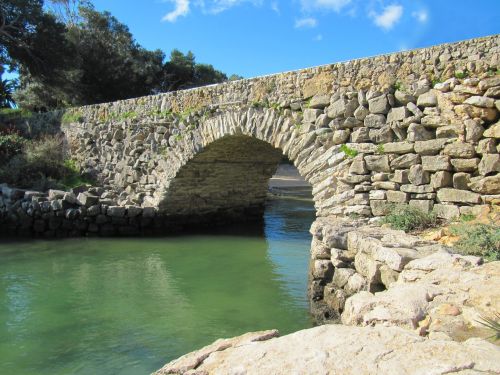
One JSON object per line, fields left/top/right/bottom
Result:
{"left": 53, "top": 34, "right": 499, "bottom": 224}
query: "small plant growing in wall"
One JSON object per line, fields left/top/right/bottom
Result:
{"left": 340, "top": 144, "right": 358, "bottom": 158}
{"left": 376, "top": 144, "right": 385, "bottom": 154}
{"left": 431, "top": 75, "right": 442, "bottom": 88}
{"left": 393, "top": 81, "right": 403, "bottom": 91}
{"left": 454, "top": 70, "right": 469, "bottom": 79}
{"left": 61, "top": 111, "right": 84, "bottom": 124}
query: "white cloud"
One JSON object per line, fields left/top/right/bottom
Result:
{"left": 313, "top": 34, "right": 323, "bottom": 41}
{"left": 295, "top": 17, "right": 318, "bottom": 28}
{"left": 162, "top": 0, "right": 190, "bottom": 22}
{"left": 301, "top": 0, "right": 352, "bottom": 12}
{"left": 412, "top": 9, "right": 428, "bottom": 23}
{"left": 208, "top": 0, "right": 262, "bottom": 14}
{"left": 271, "top": 1, "right": 279, "bottom": 14}
{"left": 370, "top": 4, "right": 403, "bottom": 30}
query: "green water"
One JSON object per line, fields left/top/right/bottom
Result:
{"left": 0, "top": 197, "right": 315, "bottom": 375}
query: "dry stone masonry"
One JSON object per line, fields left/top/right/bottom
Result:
{"left": 1, "top": 34, "right": 499, "bottom": 237}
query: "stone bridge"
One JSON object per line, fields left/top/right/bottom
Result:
{"left": 2, "top": 34, "right": 500, "bottom": 321}
{"left": 55, "top": 34, "right": 500, "bottom": 226}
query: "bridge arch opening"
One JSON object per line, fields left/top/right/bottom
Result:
{"left": 159, "top": 134, "right": 314, "bottom": 227}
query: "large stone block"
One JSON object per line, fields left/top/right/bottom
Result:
{"left": 383, "top": 142, "right": 414, "bottom": 154}
{"left": 390, "top": 154, "right": 420, "bottom": 169}
{"left": 437, "top": 188, "right": 481, "bottom": 204}
{"left": 408, "top": 165, "right": 430, "bottom": 185}
{"left": 422, "top": 156, "right": 451, "bottom": 171}
{"left": 386, "top": 190, "right": 409, "bottom": 203}
{"left": 365, "top": 155, "right": 391, "bottom": 172}
{"left": 468, "top": 175, "right": 500, "bottom": 194}
{"left": 414, "top": 139, "right": 448, "bottom": 155}
{"left": 368, "top": 95, "right": 390, "bottom": 114}
{"left": 478, "top": 154, "right": 500, "bottom": 175}
{"left": 443, "top": 142, "right": 476, "bottom": 158}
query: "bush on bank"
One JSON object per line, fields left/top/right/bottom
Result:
{"left": 381, "top": 204, "right": 439, "bottom": 232}
{"left": 0, "top": 132, "right": 91, "bottom": 191}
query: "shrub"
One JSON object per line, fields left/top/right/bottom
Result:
{"left": 0, "top": 135, "right": 92, "bottom": 191}
{"left": 450, "top": 223, "right": 500, "bottom": 261}
{"left": 381, "top": 204, "right": 438, "bottom": 232}
{"left": 0, "top": 133, "right": 27, "bottom": 166}
{"left": 477, "top": 313, "right": 500, "bottom": 341}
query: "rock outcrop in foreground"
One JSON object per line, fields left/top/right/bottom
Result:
{"left": 155, "top": 250, "right": 500, "bottom": 375}
{"left": 155, "top": 325, "right": 499, "bottom": 375}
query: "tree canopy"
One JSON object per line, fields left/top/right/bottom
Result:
{"left": 1, "top": 0, "right": 234, "bottom": 109}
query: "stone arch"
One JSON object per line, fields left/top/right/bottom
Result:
{"left": 153, "top": 108, "right": 344, "bottom": 224}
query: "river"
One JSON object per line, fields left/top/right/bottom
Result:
{"left": 0, "top": 196, "right": 315, "bottom": 374}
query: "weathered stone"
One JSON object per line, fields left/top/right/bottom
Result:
{"left": 331, "top": 129, "right": 351, "bottom": 144}
{"left": 414, "top": 139, "right": 447, "bottom": 155}
{"left": 436, "top": 124, "right": 464, "bottom": 139}
{"left": 408, "top": 199, "right": 434, "bottom": 213}
{"left": 353, "top": 106, "right": 369, "bottom": 121}
{"left": 331, "top": 268, "right": 356, "bottom": 288}
{"left": 468, "top": 174, "right": 500, "bottom": 194}
{"left": 369, "top": 127, "right": 394, "bottom": 144}
{"left": 453, "top": 172, "right": 471, "bottom": 190}
{"left": 407, "top": 123, "right": 433, "bottom": 142}
{"left": 465, "top": 120, "right": 484, "bottom": 142}
{"left": 309, "top": 94, "right": 330, "bottom": 109}
{"left": 364, "top": 113, "right": 386, "bottom": 128}
{"left": 303, "top": 108, "right": 322, "bottom": 123}
{"left": 417, "top": 91, "right": 437, "bottom": 107}
{"left": 76, "top": 193, "right": 99, "bottom": 208}
{"left": 478, "top": 154, "right": 500, "bottom": 175}
{"left": 443, "top": 142, "right": 476, "bottom": 158}
{"left": 327, "top": 98, "right": 347, "bottom": 118}
{"left": 354, "top": 252, "right": 381, "bottom": 284}
{"left": 107, "top": 206, "right": 126, "bottom": 217}
{"left": 370, "top": 200, "right": 391, "bottom": 216}
{"left": 450, "top": 158, "right": 480, "bottom": 172}
{"left": 422, "top": 155, "right": 451, "bottom": 171}
{"left": 387, "top": 107, "right": 409, "bottom": 123}
{"left": 476, "top": 138, "right": 497, "bottom": 154}
{"left": 433, "top": 203, "right": 459, "bottom": 220}
{"left": 408, "top": 165, "right": 430, "bottom": 186}
{"left": 391, "top": 170, "right": 409, "bottom": 184}
{"left": 430, "top": 171, "right": 452, "bottom": 190}
{"left": 372, "top": 181, "right": 399, "bottom": 190}
{"left": 365, "top": 155, "right": 390, "bottom": 172}
{"left": 349, "top": 156, "right": 368, "bottom": 175}
{"left": 368, "top": 95, "right": 389, "bottom": 114}
{"left": 390, "top": 154, "right": 420, "bottom": 169}
{"left": 350, "top": 127, "right": 370, "bottom": 143}
{"left": 464, "top": 95, "right": 495, "bottom": 108}
{"left": 386, "top": 190, "right": 409, "bottom": 203}
{"left": 395, "top": 90, "right": 415, "bottom": 104}
{"left": 369, "top": 190, "right": 386, "bottom": 200}
{"left": 383, "top": 142, "right": 414, "bottom": 154}
{"left": 437, "top": 188, "right": 481, "bottom": 204}
{"left": 483, "top": 121, "right": 500, "bottom": 138}
{"left": 478, "top": 76, "right": 500, "bottom": 90}
{"left": 400, "top": 184, "right": 434, "bottom": 194}
{"left": 380, "top": 265, "right": 399, "bottom": 288}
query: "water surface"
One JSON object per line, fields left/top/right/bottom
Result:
{"left": 0, "top": 197, "right": 315, "bottom": 374}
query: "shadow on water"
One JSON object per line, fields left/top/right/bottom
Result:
{"left": 0, "top": 196, "right": 316, "bottom": 375}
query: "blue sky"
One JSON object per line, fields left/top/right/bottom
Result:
{"left": 4, "top": 0, "right": 500, "bottom": 80}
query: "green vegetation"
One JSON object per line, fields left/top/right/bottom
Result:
{"left": 454, "top": 70, "right": 469, "bottom": 79}
{"left": 0, "top": 107, "right": 33, "bottom": 120}
{"left": 61, "top": 110, "right": 84, "bottom": 124}
{"left": 376, "top": 144, "right": 385, "bottom": 154}
{"left": 431, "top": 75, "right": 442, "bottom": 87}
{"left": 0, "top": 133, "right": 27, "bottom": 165}
{"left": 393, "top": 81, "right": 403, "bottom": 91}
{"left": 0, "top": 135, "right": 92, "bottom": 191}
{"left": 477, "top": 313, "right": 500, "bottom": 341}
{"left": 450, "top": 223, "right": 500, "bottom": 261}
{"left": 2, "top": 0, "right": 235, "bottom": 110}
{"left": 251, "top": 101, "right": 265, "bottom": 109}
{"left": 459, "top": 213, "right": 476, "bottom": 222}
{"left": 340, "top": 144, "right": 358, "bottom": 158}
{"left": 381, "top": 204, "right": 438, "bottom": 232}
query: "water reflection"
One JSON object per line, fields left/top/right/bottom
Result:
{"left": 0, "top": 197, "right": 315, "bottom": 375}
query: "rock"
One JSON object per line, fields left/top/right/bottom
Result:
{"left": 465, "top": 120, "right": 484, "bottom": 142}
{"left": 433, "top": 204, "right": 460, "bottom": 220}
{"left": 476, "top": 138, "right": 497, "bottom": 154}
{"left": 395, "top": 90, "right": 415, "bottom": 104}
{"left": 400, "top": 184, "right": 434, "bottom": 194}
{"left": 370, "top": 200, "right": 391, "bottom": 216}
{"left": 414, "top": 139, "right": 447, "bottom": 155}
{"left": 437, "top": 188, "right": 481, "bottom": 204}
{"left": 453, "top": 172, "right": 471, "bottom": 190}
{"left": 364, "top": 113, "right": 386, "bottom": 128}
{"left": 478, "top": 76, "right": 500, "bottom": 90}
{"left": 383, "top": 142, "right": 414, "bottom": 154}
{"left": 464, "top": 95, "right": 495, "bottom": 108}
{"left": 365, "top": 155, "right": 390, "bottom": 172}
{"left": 422, "top": 155, "right": 451, "bottom": 171}
{"left": 469, "top": 174, "right": 500, "bottom": 194}
{"left": 436, "top": 124, "right": 464, "bottom": 139}
{"left": 386, "top": 190, "right": 409, "bottom": 203}
{"left": 450, "top": 158, "right": 480, "bottom": 172}
{"left": 483, "top": 121, "right": 500, "bottom": 138}
{"left": 408, "top": 165, "right": 430, "bottom": 185}
{"left": 407, "top": 123, "right": 433, "bottom": 142}
{"left": 107, "top": 206, "right": 126, "bottom": 217}
{"left": 331, "top": 268, "right": 356, "bottom": 288}
{"left": 417, "top": 91, "right": 437, "bottom": 107}
{"left": 303, "top": 108, "right": 322, "bottom": 123}
{"left": 380, "top": 265, "right": 399, "bottom": 288}
{"left": 353, "top": 106, "right": 369, "bottom": 121}
{"left": 368, "top": 95, "right": 389, "bottom": 114}
{"left": 387, "top": 107, "right": 409, "bottom": 122}
{"left": 390, "top": 154, "right": 420, "bottom": 169}
{"left": 391, "top": 170, "right": 409, "bottom": 184}
{"left": 443, "top": 142, "right": 476, "bottom": 158}
{"left": 354, "top": 252, "right": 381, "bottom": 284}
{"left": 478, "top": 154, "right": 500, "bottom": 175}
{"left": 332, "top": 129, "right": 351, "bottom": 144}
{"left": 430, "top": 171, "right": 452, "bottom": 189}
{"left": 327, "top": 98, "right": 347, "bottom": 118}
{"left": 77, "top": 192, "right": 99, "bottom": 207}
{"left": 48, "top": 189, "right": 66, "bottom": 200}
{"left": 155, "top": 325, "right": 500, "bottom": 375}
{"left": 309, "top": 94, "right": 330, "bottom": 109}
{"left": 350, "top": 128, "right": 370, "bottom": 143}
{"left": 408, "top": 199, "right": 434, "bottom": 213}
